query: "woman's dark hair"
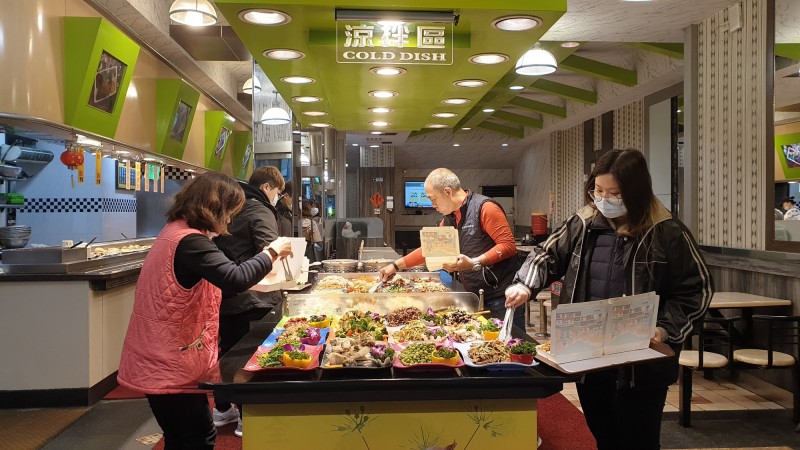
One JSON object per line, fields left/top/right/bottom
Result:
{"left": 584, "top": 148, "right": 654, "bottom": 235}
{"left": 781, "top": 196, "right": 795, "bottom": 206}
{"left": 166, "top": 172, "right": 245, "bottom": 235}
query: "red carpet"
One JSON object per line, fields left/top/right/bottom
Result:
{"left": 152, "top": 393, "right": 595, "bottom": 450}
{"left": 103, "top": 384, "right": 146, "bottom": 400}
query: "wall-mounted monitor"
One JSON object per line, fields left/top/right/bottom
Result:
{"left": 776, "top": 132, "right": 800, "bottom": 180}
{"left": 404, "top": 179, "right": 433, "bottom": 208}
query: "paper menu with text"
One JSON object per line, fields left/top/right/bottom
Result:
{"left": 550, "top": 292, "right": 659, "bottom": 364}
{"left": 419, "top": 226, "right": 459, "bottom": 271}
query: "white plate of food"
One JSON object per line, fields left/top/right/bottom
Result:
{"left": 454, "top": 341, "right": 539, "bottom": 369}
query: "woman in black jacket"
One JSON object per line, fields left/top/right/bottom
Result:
{"left": 276, "top": 180, "right": 294, "bottom": 236}
{"left": 506, "top": 149, "right": 713, "bottom": 450}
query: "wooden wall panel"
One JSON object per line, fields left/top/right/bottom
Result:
{"left": 358, "top": 167, "right": 395, "bottom": 249}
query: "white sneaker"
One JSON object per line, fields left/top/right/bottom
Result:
{"left": 234, "top": 417, "right": 243, "bottom": 438}
{"left": 212, "top": 406, "right": 239, "bottom": 427}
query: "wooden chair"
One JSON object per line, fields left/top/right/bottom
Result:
{"left": 678, "top": 315, "right": 741, "bottom": 427}
{"left": 732, "top": 315, "right": 800, "bottom": 432}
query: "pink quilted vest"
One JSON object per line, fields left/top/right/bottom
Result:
{"left": 118, "top": 220, "right": 222, "bottom": 394}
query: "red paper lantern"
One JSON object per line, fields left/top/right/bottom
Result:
{"left": 60, "top": 149, "right": 85, "bottom": 169}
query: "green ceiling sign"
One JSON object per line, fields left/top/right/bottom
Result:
{"left": 63, "top": 17, "right": 140, "bottom": 138}
{"left": 336, "top": 22, "right": 453, "bottom": 65}
{"left": 204, "top": 111, "right": 235, "bottom": 171}
{"left": 156, "top": 79, "right": 200, "bottom": 160}
{"left": 231, "top": 131, "right": 253, "bottom": 181}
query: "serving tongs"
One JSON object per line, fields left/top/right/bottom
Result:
{"left": 497, "top": 307, "right": 516, "bottom": 343}
{"left": 280, "top": 257, "right": 294, "bottom": 283}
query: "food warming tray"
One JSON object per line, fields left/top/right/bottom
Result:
{"left": 283, "top": 291, "right": 479, "bottom": 317}
{"left": 1, "top": 237, "right": 155, "bottom": 274}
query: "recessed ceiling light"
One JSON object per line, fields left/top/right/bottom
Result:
{"left": 263, "top": 48, "right": 305, "bottom": 60}
{"left": 309, "top": 122, "right": 331, "bottom": 128}
{"left": 352, "top": 143, "right": 358, "bottom": 147}
{"left": 369, "top": 145, "right": 380, "bottom": 148}
{"left": 510, "top": 85, "right": 525, "bottom": 90}
{"left": 425, "top": 124, "right": 448, "bottom": 128}
{"left": 239, "top": 9, "right": 291, "bottom": 25}
{"left": 281, "top": 76, "right": 315, "bottom": 84}
{"left": 492, "top": 15, "right": 541, "bottom": 31}
{"left": 369, "top": 107, "right": 392, "bottom": 113}
{"left": 502, "top": 143, "right": 509, "bottom": 147}
{"left": 483, "top": 108, "right": 495, "bottom": 113}
{"left": 370, "top": 131, "right": 382, "bottom": 135}
{"left": 468, "top": 53, "right": 509, "bottom": 65}
{"left": 293, "top": 96, "right": 321, "bottom": 103}
{"left": 453, "top": 143, "right": 460, "bottom": 147}
{"left": 370, "top": 121, "right": 389, "bottom": 127}
{"left": 292, "top": 130, "right": 301, "bottom": 134}
{"left": 433, "top": 112, "right": 458, "bottom": 118}
{"left": 370, "top": 66, "right": 406, "bottom": 76}
{"left": 462, "top": 127, "right": 471, "bottom": 130}
{"left": 453, "top": 79, "right": 487, "bottom": 88}
{"left": 560, "top": 41, "right": 581, "bottom": 48}
{"left": 369, "top": 90, "right": 398, "bottom": 98}
{"left": 442, "top": 98, "right": 470, "bottom": 105}
{"left": 301, "top": 111, "right": 327, "bottom": 116}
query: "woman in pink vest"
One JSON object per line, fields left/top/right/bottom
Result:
{"left": 118, "top": 172, "right": 292, "bottom": 449}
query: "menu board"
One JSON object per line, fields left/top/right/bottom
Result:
{"left": 419, "top": 226, "right": 459, "bottom": 271}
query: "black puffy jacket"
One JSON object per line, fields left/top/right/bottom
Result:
{"left": 214, "top": 182, "right": 281, "bottom": 315}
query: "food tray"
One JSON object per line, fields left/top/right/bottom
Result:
{"left": 391, "top": 343, "right": 465, "bottom": 370}
{"left": 243, "top": 344, "right": 323, "bottom": 372}
{"left": 320, "top": 259, "right": 358, "bottom": 273}
{"left": 262, "top": 328, "right": 330, "bottom": 347}
{"left": 454, "top": 342, "right": 538, "bottom": 370}
{"left": 320, "top": 341, "right": 393, "bottom": 370}
{"left": 310, "top": 272, "right": 447, "bottom": 294}
{"left": 285, "top": 291, "right": 479, "bottom": 317}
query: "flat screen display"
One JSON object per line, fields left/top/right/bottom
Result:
{"left": 404, "top": 180, "right": 433, "bottom": 208}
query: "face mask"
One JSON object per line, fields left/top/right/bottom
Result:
{"left": 594, "top": 198, "right": 627, "bottom": 219}
{"left": 311, "top": 207, "right": 319, "bottom": 216}
{"left": 270, "top": 193, "right": 281, "bottom": 207}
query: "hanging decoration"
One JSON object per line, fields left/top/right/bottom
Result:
{"left": 60, "top": 145, "right": 86, "bottom": 188}
{"left": 95, "top": 150, "right": 103, "bottom": 185}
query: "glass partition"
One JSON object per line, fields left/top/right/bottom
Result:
{"left": 769, "top": 0, "right": 800, "bottom": 247}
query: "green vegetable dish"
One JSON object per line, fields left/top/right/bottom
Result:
{"left": 399, "top": 343, "right": 436, "bottom": 365}
{"left": 257, "top": 347, "right": 286, "bottom": 367}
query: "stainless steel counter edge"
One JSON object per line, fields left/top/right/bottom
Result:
{"left": 0, "top": 261, "right": 143, "bottom": 290}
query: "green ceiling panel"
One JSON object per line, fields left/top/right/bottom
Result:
{"left": 492, "top": 110, "right": 542, "bottom": 129}
{"left": 155, "top": 79, "right": 200, "bottom": 160}
{"left": 776, "top": 44, "right": 800, "bottom": 61}
{"left": 205, "top": 111, "right": 236, "bottom": 171}
{"left": 559, "top": 55, "right": 637, "bottom": 87}
{"left": 215, "top": 1, "right": 567, "bottom": 132}
{"left": 509, "top": 97, "right": 566, "bottom": 118}
{"left": 530, "top": 79, "right": 597, "bottom": 104}
{"left": 478, "top": 121, "right": 523, "bottom": 139}
{"left": 628, "top": 42, "right": 684, "bottom": 60}
{"left": 63, "top": 17, "right": 140, "bottom": 138}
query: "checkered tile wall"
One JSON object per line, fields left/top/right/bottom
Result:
{"left": 20, "top": 198, "right": 136, "bottom": 214}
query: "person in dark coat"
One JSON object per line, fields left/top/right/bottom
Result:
{"left": 506, "top": 149, "right": 713, "bottom": 450}
{"left": 210, "top": 166, "right": 286, "bottom": 436}
{"left": 276, "top": 180, "right": 294, "bottom": 236}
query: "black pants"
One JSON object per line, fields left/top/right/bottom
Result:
{"left": 577, "top": 370, "right": 668, "bottom": 450}
{"left": 485, "top": 294, "right": 526, "bottom": 330}
{"left": 147, "top": 393, "right": 215, "bottom": 450}
{"left": 214, "top": 307, "right": 269, "bottom": 413}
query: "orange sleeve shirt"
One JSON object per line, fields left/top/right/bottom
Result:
{"left": 401, "top": 200, "right": 516, "bottom": 269}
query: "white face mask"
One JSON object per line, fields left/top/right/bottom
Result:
{"left": 311, "top": 207, "right": 319, "bottom": 216}
{"left": 271, "top": 193, "right": 281, "bottom": 207}
{"left": 594, "top": 198, "right": 627, "bottom": 219}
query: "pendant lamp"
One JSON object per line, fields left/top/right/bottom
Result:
{"left": 260, "top": 91, "right": 291, "bottom": 125}
{"left": 515, "top": 43, "right": 557, "bottom": 76}
{"left": 242, "top": 77, "right": 261, "bottom": 94}
{"left": 169, "top": 0, "right": 217, "bottom": 26}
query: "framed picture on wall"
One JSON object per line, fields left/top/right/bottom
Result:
{"left": 169, "top": 101, "right": 192, "bottom": 143}
{"left": 214, "top": 127, "right": 230, "bottom": 158}
{"left": 88, "top": 50, "right": 127, "bottom": 114}
{"left": 115, "top": 160, "right": 138, "bottom": 190}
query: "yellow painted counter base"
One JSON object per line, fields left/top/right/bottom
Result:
{"left": 243, "top": 398, "right": 538, "bottom": 450}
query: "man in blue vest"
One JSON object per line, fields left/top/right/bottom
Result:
{"left": 380, "top": 168, "right": 522, "bottom": 328}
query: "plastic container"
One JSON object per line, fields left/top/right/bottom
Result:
{"left": 531, "top": 211, "right": 548, "bottom": 236}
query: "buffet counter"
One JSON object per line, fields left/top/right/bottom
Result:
{"left": 0, "top": 239, "right": 152, "bottom": 408}
{"left": 202, "top": 292, "right": 569, "bottom": 449}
